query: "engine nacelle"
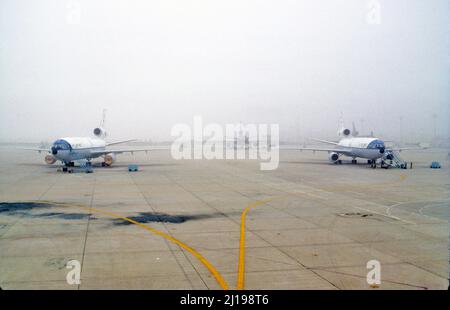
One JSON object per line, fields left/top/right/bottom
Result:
{"left": 93, "top": 127, "right": 107, "bottom": 138}
{"left": 44, "top": 154, "right": 56, "bottom": 165}
{"left": 339, "top": 128, "right": 351, "bottom": 137}
{"left": 103, "top": 153, "right": 116, "bottom": 166}
{"left": 328, "top": 152, "right": 339, "bottom": 163}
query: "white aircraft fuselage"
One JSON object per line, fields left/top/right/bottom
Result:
{"left": 51, "top": 137, "right": 107, "bottom": 163}
{"left": 336, "top": 137, "right": 386, "bottom": 160}
{"left": 300, "top": 125, "right": 391, "bottom": 164}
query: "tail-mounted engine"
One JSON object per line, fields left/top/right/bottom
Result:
{"left": 338, "top": 128, "right": 351, "bottom": 137}
{"left": 93, "top": 127, "right": 107, "bottom": 138}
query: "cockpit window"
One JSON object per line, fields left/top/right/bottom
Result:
{"left": 52, "top": 139, "right": 71, "bottom": 151}
{"left": 367, "top": 140, "right": 385, "bottom": 149}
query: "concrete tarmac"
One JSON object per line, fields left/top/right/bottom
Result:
{"left": 0, "top": 146, "right": 448, "bottom": 289}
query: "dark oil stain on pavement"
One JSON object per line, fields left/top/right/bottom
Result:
{"left": 0, "top": 202, "right": 52, "bottom": 214}
{"left": 0, "top": 202, "right": 92, "bottom": 220}
{"left": 114, "top": 212, "right": 220, "bottom": 225}
{"left": 1, "top": 202, "right": 227, "bottom": 225}
{"left": 36, "top": 212, "right": 91, "bottom": 220}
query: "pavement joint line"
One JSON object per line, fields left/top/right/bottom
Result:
{"left": 351, "top": 205, "right": 416, "bottom": 225}
{"left": 28, "top": 200, "right": 230, "bottom": 290}
{"left": 78, "top": 177, "right": 97, "bottom": 290}
{"left": 264, "top": 174, "right": 416, "bottom": 225}
{"left": 128, "top": 173, "right": 201, "bottom": 290}
{"left": 309, "top": 267, "right": 429, "bottom": 289}
{"left": 159, "top": 172, "right": 225, "bottom": 289}
{"left": 244, "top": 218, "right": 344, "bottom": 290}
{"left": 383, "top": 200, "right": 449, "bottom": 223}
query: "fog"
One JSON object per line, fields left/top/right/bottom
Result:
{"left": 0, "top": 0, "right": 448, "bottom": 144}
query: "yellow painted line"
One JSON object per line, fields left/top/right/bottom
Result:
{"left": 237, "top": 174, "right": 414, "bottom": 290}
{"left": 31, "top": 200, "right": 229, "bottom": 290}
{"left": 237, "top": 197, "right": 279, "bottom": 290}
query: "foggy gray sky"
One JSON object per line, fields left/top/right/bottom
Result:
{"left": 0, "top": 0, "right": 449, "bottom": 143}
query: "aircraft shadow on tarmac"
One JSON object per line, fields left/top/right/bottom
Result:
{"left": 102, "top": 163, "right": 178, "bottom": 168}
{"left": 18, "top": 162, "right": 178, "bottom": 169}
{"left": 280, "top": 160, "right": 370, "bottom": 166}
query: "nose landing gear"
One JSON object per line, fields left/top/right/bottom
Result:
{"left": 58, "top": 160, "right": 93, "bottom": 173}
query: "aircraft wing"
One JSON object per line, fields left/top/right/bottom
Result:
{"left": 387, "top": 146, "right": 428, "bottom": 152}
{"left": 309, "top": 138, "right": 340, "bottom": 145}
{"left": 105, "top": 139, "right": 137, "bottom": 146}
{"left": 20, "top": 147, "right": 51, "bottom": 153}
{"left": 282, "top": 146, "right": 352, "bottom": 155}
{"left": 90, "top": 146, "right": 169, "bottom": 156}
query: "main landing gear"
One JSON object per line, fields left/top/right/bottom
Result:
{"left": 368, "top": 159, "right": 389, "bottom": 169}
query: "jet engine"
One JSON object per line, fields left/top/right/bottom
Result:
{"left": 103, "top": 153, "right": 116, "bottom": 166}
{"left": 44, "top": 154, "right": 56, "bottom": 164}
{"left": 338, "top": 128, "right": 351, "bottom": 137}
{"left": 328, "top": 152, "right": 339, "bottom": 163}
{"left": 93, "top": 127, "right": 107, "bottom": 138}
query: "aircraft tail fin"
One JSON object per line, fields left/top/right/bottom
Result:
{"left": 352, "top": 122, "right": 359, "bottom": 136}
{"left": 93, "top": 109, "right": 108, "bottom": 139}
{"left": 100, "top": 109, "right": 107, "bottom": 128}
{"left": 336, "top": 113, "right": 352, "bottom": 137}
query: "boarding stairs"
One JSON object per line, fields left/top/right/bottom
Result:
{"left": 382, "top": 150, "right": 408, "bottom": 169}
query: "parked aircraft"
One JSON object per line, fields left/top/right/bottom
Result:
{"left": 294, "top": 123, "right": 424, "bottom": 168}
{"left": 24, "top": 111, "right": 160, "bottom": 167}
